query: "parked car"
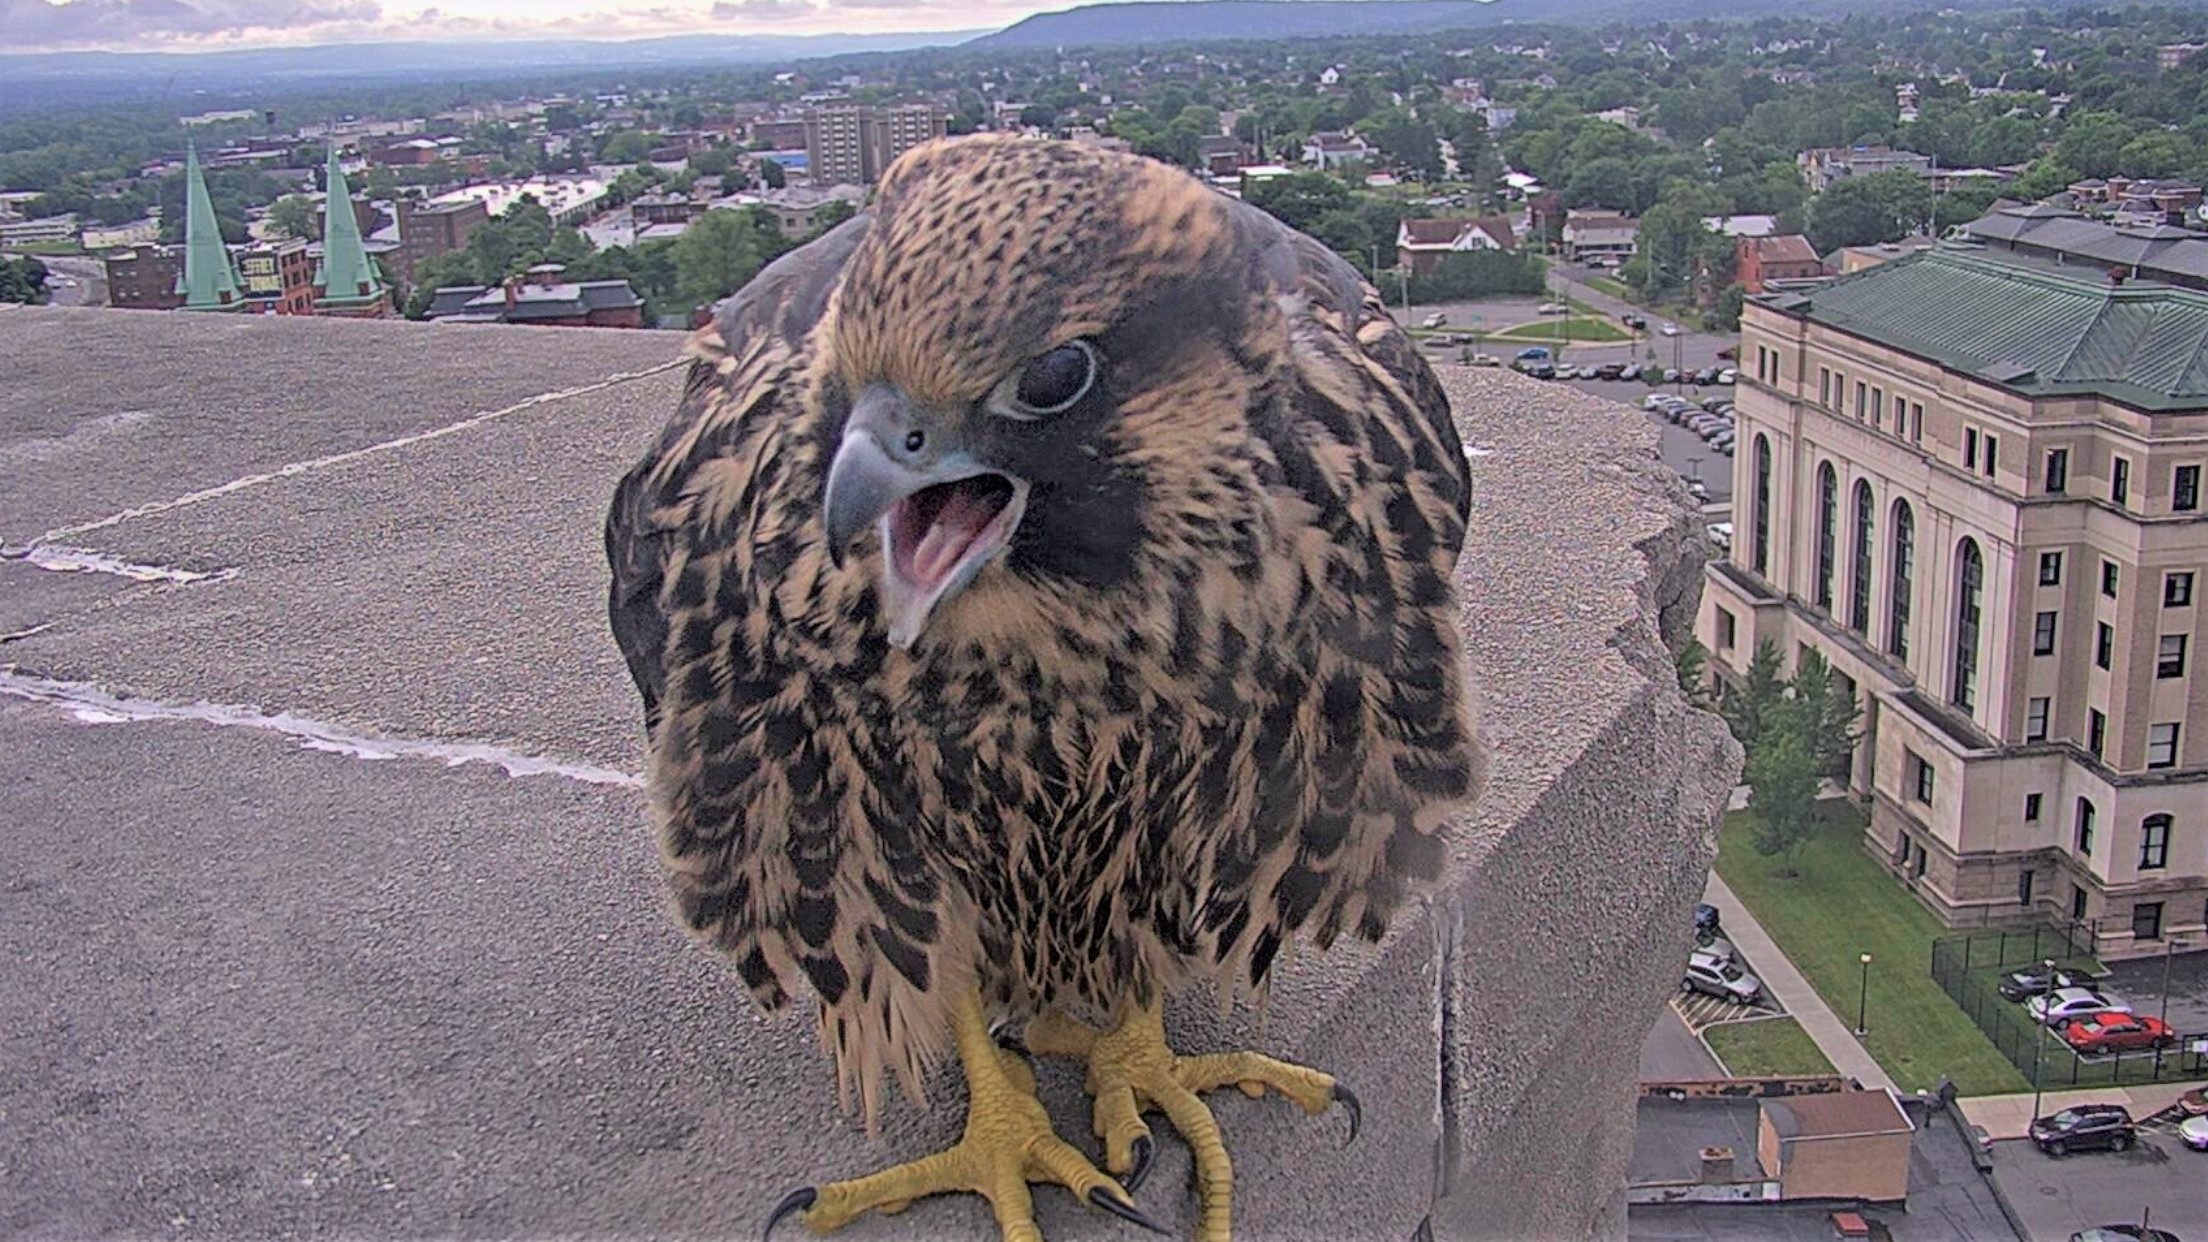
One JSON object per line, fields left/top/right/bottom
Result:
{"left": 2058, "top": 1012, "right": 2176, "bottom": 1055}
{"left": 1684, "top": 950, "right": 1761, "bottom": 1004}
{"left": 1694, "top": 902, "right": 1722, "bottom": 935}
{"left": 2000, "top": 964, "right": 2105, "bottom": 1002}
{"left": 2181, "top": 1113, "right": 2208, "bottom": 1150}
{"left": 1516, "top": 346, "right": 1552, "bottom": 361}
{"left": 1467, "top": 353, "right": 1502, "bottom": 367}
{"left": 2179, "top": 1086, "right": 2208, "bottom": 1116}
{"left": 1525, "top": 363, "right": 1557, "bottom": 380}
{"left": 1692, "top": 367, "right": 1720, "bottom": 385}
{"left": 1711, "top": 432, "right": 1736, "bottom": 453}
{"left": 1716, "top": 369, "right": 1738, "bottom": 385}
{"left": 2029, "top": 1103, "right": 2136, "bottom": 1156}
{"left": 1643, "top": 393, "right": 1673, "bottom": 412}
{"left": 1422, "top": 312, "right": 1448, "bottom": 329}
{"left": 1537, "top": 301, "right": 1569, "bottom": 315}
{"left": 1660, "top": 321, "right": 1681, "bottom": 336}
{"left": 2070, "top": 1227, "right": 2183, "bottom": 1242}
{"left": 1621, "top": 312, "right": 1648, "bottom": 329}
{"left": 2028, "top": 987, "right": 2132, "bottom": 1026}
{"left": 1593, "top": 363, "right": 1625, "bottom": 380}
{"left": 1693, "top": 929, "right": 1734, "bottom": 961}
{"left": 1620, "top": 363, "right": 1643, "bottom": 381}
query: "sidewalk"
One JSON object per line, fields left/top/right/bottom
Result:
{"left": 1958, "top": 1082, "right": 2196, "bottom": 1140}
{"left": 1703, "top": 872, "right": 1899, "bottom": 1092}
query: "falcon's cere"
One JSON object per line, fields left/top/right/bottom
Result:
{"left": 605, "top": 133, "right": 1485, "bottom": 1242}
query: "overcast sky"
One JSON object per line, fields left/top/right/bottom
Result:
{"left": 2, "top": 0, "right": 1047, "bottom": 51}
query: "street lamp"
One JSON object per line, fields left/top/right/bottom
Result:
{"left": 2162, "top": 938, "right": 2186, "bottom": 1027}
{"left": 1855, "top": 953, "right": 1872, "bottom": 1036}
{"left": 2031, "top": 957, "right": 2056, "bottom": 1123}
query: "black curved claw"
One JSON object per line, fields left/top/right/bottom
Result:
{"left": 1333, "top": 1082, "right": 1362, "bottom": 1146}
{"left": 764, "top": 1186, "right": 816, "bottom": 1240}
{"left": 1087, "top": 1185, "right": 1170, "bottom": 1236}
{"left": 1122, "top": 1134, "right": 1155, "bottom": 1193}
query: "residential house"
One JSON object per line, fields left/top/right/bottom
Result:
{"left": 423, "top": 264, "right": 645, "bottom": 328}
{"left": 1397, "top": 216, "right": 1515, "bottom": 276}
{"left": 1736, "top": 235, "right": 1824, "bottom": 293}
{"left": 1560, "top": 209, "right": 1640, "bottom": 262}
{"left": 1302, "top": 132, "right": 1371, "bottom": 170}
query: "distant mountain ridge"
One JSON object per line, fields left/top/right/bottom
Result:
{"left": 967, "top": 0, "right": 2063, "bottom": 49}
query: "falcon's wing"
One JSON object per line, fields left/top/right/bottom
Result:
{"left": 1197, "top": 203, "right": 1482, "bottom": 985}
{"left": 605, "top": 215, "right": 871, "bottom": 735}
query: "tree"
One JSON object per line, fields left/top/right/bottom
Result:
{"left": 1805, "top": 171, "right": 1931, "bottom": 252}
{"left": 2054, "top": 110, "right": 2137, "bottom": 180}
{"left": 2008, "top": 158, "right": 2079, "bottom": 202}
{"left": 1675, "top": 638, "right": 1714, "bottom": 709}
{"left": 1721, "top": 639, "right": 1785, "bottom": 757}
{"left": 758, "top": 158, "right": 786, "bottom": 190}
{"left": 267, "top": 194, "right": 316, "bottom": 240}
{"left": 673, "top": 206, "right": 789, "bottom": 313}
{"left": 1788, "top": 648, "right": 1863, "bottom": 782}
{"left": 1745, "top": 717, "right": 1822, "bottom": 877}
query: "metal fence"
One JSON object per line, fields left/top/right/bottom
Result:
{"left": 1932, "top": 925, "right": 2208, "bottom": 1090}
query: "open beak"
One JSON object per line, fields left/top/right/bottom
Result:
{"left": 823, "top": 385, "right": 1028, "bottom": 650}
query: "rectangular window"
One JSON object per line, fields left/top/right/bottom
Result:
{"left": 1770, "top": 350, "right": 1780, "bottom": 384}
{"left": 1909, "top": 750, "right": 1934, "bottom": 803}
{"left": 1820, "top": 366, "right": 1832, "bottom": 407}
{"left": 1718, "top": 607, "right": 1737, "bottom": 651}
{"left": 2134, "top": 901, "right": 2164, "bottom": 942}
{"left": 1872, "top": 388, "right": 1885, "bottom": 427}
{"left": 2027, "top": 696, "right": 2051, "bottom": 741}
{"left": 2040, "top": 551, "right": 2062, "bottom": 586}
{"left": 1964, "top": 428, "right": 1978, "bottom": 469}
{"left": 2073, "top": 884, "right": 2089, "bottom": 921}
{"left": 2142, "top": 818, "right": 2171, "bottom": 871}
{"left": 2159, "top": 633, "right": 2187, "bottom": 678}
{"left": 2103, "top": 559, "right": 2120, "bottom": 598}
{"left": 2077, "top": 798, "right": 2097, "bottom": 855}
{"left": 1983, "top": 435, "right": 1998, "bottom": 477}
{"left": 2168, "top": 572, "right": 2195, "bottom": 607}
{"left": 2019, "top": 869, "right": 2036, "bottom": 906}
{"left": 2114, "top": 456, "right": 2131, "bottom": 505}
{"left": 2034, "top": 611, "right": 2057, "bottom": 655}
{"left": 2025, "top": 792, "right": 2043, "bottom": 822}
{"left": 2097, "top": 622, "right": 2114, "bottom": 669}
{"left": 2149, "top": 722, "right": 2180, "bottom": 769}
{"left": 1910, "top": 401, "right": 1925, "bottom": 444}
{"left": 2047, "top": 447, "right": 2069, "bottom": 494}
{"left": 1855, "top": 380, "right": 1867, "bottom": 417}
{"left": 2178, "top": 464, "right": 2201, "bottom": 512}
{"left": 2090, "top": 708, "right": 2108, "bottom": 759}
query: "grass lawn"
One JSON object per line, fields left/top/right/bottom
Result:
{"left": 1492, "top": 316, "right": 1632, "bottom": 343}
{"left": 8, "top": 240, "right": 85, "bottom": 257}
{"left": 1583, "top": 275, "right": 1633, "bottom": 300}
{"left": 1718, "top": 802, "right": 2030, "bottom": 1096}
{"left": 1704, "top": 1018, "right": 1837, "bottom": 1077}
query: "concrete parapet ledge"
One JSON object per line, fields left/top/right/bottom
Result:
{"left": 1, "top": 309, "right": 1738, "bottom": 1240}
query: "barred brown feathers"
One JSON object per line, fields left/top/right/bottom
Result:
{"left": 605, "top": 134, "right": 1483, "bottom": 1119}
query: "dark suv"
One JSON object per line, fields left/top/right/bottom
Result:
{"left": 2029, "top": 1104, "right": 2136, "bottom": 1156}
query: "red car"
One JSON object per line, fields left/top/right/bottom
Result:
{"left": 2058, "top": 1012, "right": 2176, "bottom": 1054}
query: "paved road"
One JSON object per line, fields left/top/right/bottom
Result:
{"left": 1989, "top": 1132, "right": 2207, "bottom": 1242}
{"left": 11, "top": 253, "right": 106, "bottom": 307}
{"left": 1640, "top": 1006, "right": 1727, "bottom": 1082}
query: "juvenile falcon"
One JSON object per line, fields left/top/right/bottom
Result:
{"left": 605, "top": 134, "right": 1484, "bottom": 1242}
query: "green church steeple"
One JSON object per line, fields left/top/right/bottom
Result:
{"left": 313, "top": 145, "right": 387, "bottom": 315}
{"left": 176, "top": 141, "right": 244, "bottom": 312}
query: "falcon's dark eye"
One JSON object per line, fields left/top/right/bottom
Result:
{"left": 999, "top": 340, "right": 1100, "bottom": 419}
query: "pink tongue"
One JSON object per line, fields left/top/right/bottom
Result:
{"left": 909, "top": 488, "right": 1001, "bottom": 586}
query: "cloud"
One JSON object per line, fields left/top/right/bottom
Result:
{"left": 2, "top": 0, "right": 383, "bottom": 45}
{"left": 705, "top": 0, "right": 815, "bottom": 20}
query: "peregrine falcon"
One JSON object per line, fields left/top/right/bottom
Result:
{"left": 606, "top": 134, "right": 1483, "bottom": 1241}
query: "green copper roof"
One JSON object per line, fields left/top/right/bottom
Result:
{"left": 176, "top": 141, "right": 244, "bottom": 312}
{"left": 314, "top": 146, "right": 386, "bottom": 309}
{"left": 1767, "top": 247, "right": 2208, "bottom": 412}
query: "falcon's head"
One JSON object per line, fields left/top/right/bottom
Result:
{"left": 817, "top": 135, "right": 1288, "bottom": 651}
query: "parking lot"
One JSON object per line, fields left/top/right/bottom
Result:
{"left": 2099, "top": 947, "right": 2208, "bottom": 1036}
{"left": 1990, "top": 1131, "right": 2208, "bottom": 1241}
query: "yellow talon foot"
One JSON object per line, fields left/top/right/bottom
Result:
{"left": 765, "top": 990, "right": 1167, "bottom": 1242}
{"left": 1026, "top": 1001, "right": 1358, "bottom": 1242}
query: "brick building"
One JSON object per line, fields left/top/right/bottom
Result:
{"left": 394, "top": 198, "right": 490, "bottom": 285}
{"left": 1736, "top": 234, "right": 1824, "bottom": 293}
{"left": 102, "top": 246, "right": 185, "bottom": 311}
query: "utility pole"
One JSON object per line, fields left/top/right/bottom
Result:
{"left": 2031, "top": 958, "right": 2056, "bottom": 1122}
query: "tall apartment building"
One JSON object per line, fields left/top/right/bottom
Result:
{"left": 1700, "top": 246, "right": 2208, "bottom": 960}
{"left": 802, "top": 104, "right": 947, "bottom": 189}
{"left": 394, "top": 197, "right": 490, "bottom": 285}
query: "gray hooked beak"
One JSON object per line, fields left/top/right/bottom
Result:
{"left": 821, "top": 384, "right": 1028, "bottom": 649}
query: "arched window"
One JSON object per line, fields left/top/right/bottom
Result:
{"left": 1815, "top": 462, "right": 1838, "bottom": 611}
{"left": 1849, "top": 480, "right": 1875, "bottom": 634}
{"left": 2141, "top": 814, "right": 2173, "bottom": 871}
{"left": 1753, "top": 435, "right": 1772, "bottom": 576}
{"left": 1952, "top": 537, "right": 1984, "bottom": 712}
{"left": 1887, "top": 500, "right": 1914, "bottom": 661}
